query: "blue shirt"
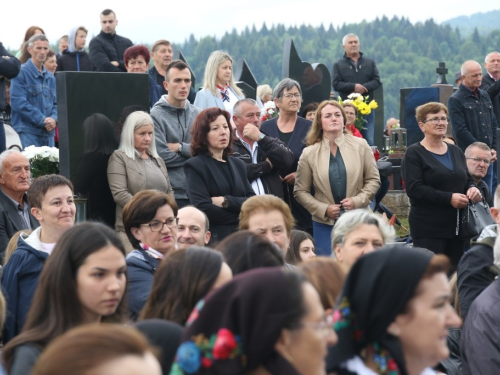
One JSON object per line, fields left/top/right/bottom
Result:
{"left": 10, "top": 59, "right": 57, "bottom": 136}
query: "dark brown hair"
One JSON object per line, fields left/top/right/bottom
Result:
{"left": 165, "top": 60, "right": 190, "bottom": 82}
{"left": 31, "top": 324, "right": 155, "bottom": 375}
{"left": 23, "top": 26, "right": 45, "bottom": 43}
{"left": 2, "top": 223, "right": 128, "bottom": 372}
{"left": 122, "top": 190, "right": 178, "bottom": 249}
{"left": 27, "top": 174, "right": 74, "bottom": 209}
{"left": 285, "top": 229, "right": 315, "bottom": 265}
{"left": 299, "top": 258, "right": 346, "bottom": 310}
{"left": 215, "top": 230, "right": 284, "bottom": 275}
{"left": 139, "top": 247, "right": 224, "bottom": 325}
{"left": 190, "top": 108, "right": 233, "bottom": 157}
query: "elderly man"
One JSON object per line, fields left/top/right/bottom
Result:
{"left": 89, "top": 9, "right": 133, "bottom": 72}
{"left": 232, "top": 99, "right": 294, "bottom": 198}
{"left": 465, "top": 142, "right": 493, "bottom": 206}
{"left": 449, "top": 60, "right": 498, "bottom": 193}
{"left": 0, "top": 150, "right": 39, "bottom": 260}
{"left": 10, "top": 34, "right": 57, "bottom": 148}
{"left": 149, "top": 40, "right": 173, "bottom": 95}
{"left": 332, "top": 33, "right": 381, "bottom": 145}
{"left": 176, "top": 206, "right": 211, "bottom": 250}
{"left": 239, "top": 194, "right": 294, "bottom": 257}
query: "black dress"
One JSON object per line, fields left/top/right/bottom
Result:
{"left": 72, "top": 152, "right": 116, "bottom": 227}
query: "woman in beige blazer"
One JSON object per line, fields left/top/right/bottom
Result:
{"left": 294, "top": 100, "right": 380, "bottom": 256}
{"left": 108, "top": 111, "right": 174, "bottom": 252}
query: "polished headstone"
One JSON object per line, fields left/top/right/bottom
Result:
{"left": 234, "top": 58, "right": 258, "bottom": 100}
{"left": 173, "top": 50, "right": 196, "bottom": 89}
{"left": 57, "top": 72, "right": 149, "bottom": 179}
{"left": 282, "top": 38, "right": 331, "bottom": 112}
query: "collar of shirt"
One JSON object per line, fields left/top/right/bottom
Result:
{"left": 236, "top": 130, "right": 259, "bottom": 155}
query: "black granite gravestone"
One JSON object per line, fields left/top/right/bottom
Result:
{"left": 173, "top": 50, "right": 196, "bottom": 89}
{"left": 282, "top": 38, "right": 331, "bottom": 113}
{"left": 436, "top": 62, "right": 449, "bottom": 85}
{"left": 234, "top": 58, "right": 257, "bottom": 100}
{"left": 57, "top": 72, "right": 150, "bottom": 179}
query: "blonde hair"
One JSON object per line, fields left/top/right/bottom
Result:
{"left": 239, "top": 195, "right": 295, "bottom": 236}
{"left": 4, "top": 230, "right": 32, "bottom": 265}
{"left": 305, "top": 100, "right": 347, "bottom": 146}
{"left": 202, "top": 50, "right": 243, "bottom": 97}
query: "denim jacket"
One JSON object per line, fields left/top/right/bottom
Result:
{"left": 449, "top": 84, "right": 497, "bottom": 151}
{"left": 10, "top": 59, "right": 57, "bottom": 136}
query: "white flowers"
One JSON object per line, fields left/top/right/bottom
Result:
{"left": 347, "top": 93, "right": 363, "bottom": 101}
{"left": 261, "top": 101, "right": 278, "bottom": 121}
{"left": 22, "top": 146, "right": 59, "bottom": 163}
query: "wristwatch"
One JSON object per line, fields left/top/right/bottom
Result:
{"left": 178, "top": 143, "right": 183, "bottom": 153}
{"left": 258, "top": 133, "right": 265, "bottom": 141}
{"left": 222, "top": 196, "right": 229, "bottom": 208}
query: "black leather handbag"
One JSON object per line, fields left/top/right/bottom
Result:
{"left": 459, "top": 199, "right": 495, "bottom": 239}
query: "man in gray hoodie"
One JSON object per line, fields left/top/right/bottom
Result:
{"left": 150, "top": 60, "right": 201, "bottom": 208}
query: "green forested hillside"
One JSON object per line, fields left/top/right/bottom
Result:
{"left": 443, "top": 10, "right": 500, "bottom": 37}
{"left": 173, "top": 16, "right": 500, "bottom": 119}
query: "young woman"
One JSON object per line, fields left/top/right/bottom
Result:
{"left": 194, "top": 50, "right": 244, "bottom": 116}
{"left": 2, "top": 222, "right": 128, "bottom": 375}
{"left": 286, "top": 229, "right": 316, "bottom": 265}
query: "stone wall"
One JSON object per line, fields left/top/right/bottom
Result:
{"left": 381, "top": 191, "right": 410, "bottom": 217}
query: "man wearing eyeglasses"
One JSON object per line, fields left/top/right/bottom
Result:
{"left": 465, "top": 142, "right": 494, "bottom": 206}
{"left": 449, "top": 60, "right": 498, "bottom": 194}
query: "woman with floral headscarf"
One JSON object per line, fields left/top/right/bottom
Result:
{"left": 171, "top": 268, "right": 337, "bottom": 375}
{"left": 328, "top": 245, "right": 462, "bottom": 375}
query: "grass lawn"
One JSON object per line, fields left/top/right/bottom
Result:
{"left": 395, "top": 216, "right": 410, "bottom": 239}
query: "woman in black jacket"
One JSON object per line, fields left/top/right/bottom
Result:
{"left": 401, "top": 102, "right": 481, "bottom": 268}
{"left": 184, "top": 107, "right": 255, "bottom": 243}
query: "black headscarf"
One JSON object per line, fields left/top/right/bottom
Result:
{"left": 327, "top": 245, "right": 433, "bottom": 375}
{"left": 135, "top": 319, "right": 184, "bottom": 375}
{"left": 170, "top": 268, "right": 301, "bottom": 375}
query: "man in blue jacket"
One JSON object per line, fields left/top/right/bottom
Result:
{"left": 1, "top": 175, "right": 76, "bottom": 342}
{"left": 10, "top": 34, "right": 57, "bottom": 148}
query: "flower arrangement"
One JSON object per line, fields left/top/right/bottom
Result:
{"left": 339, "top": 93, "right": 378, "bottom": 131}
{"left": 260, "top": 101, "right": 278, "bottom": 122}
{"left": 22, "top": 146, "right": 59, "bottom": 178}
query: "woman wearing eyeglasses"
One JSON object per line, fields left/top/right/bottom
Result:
{"left": 107, "top": 111, "right": 174, "bottom": 253}
{"left": 402, "top": 102, "right": 481, "bottom": 269}
{"left": 122, "top": 189, "right": 179, "bottom": 320}
{"left": 261, "top": 78, "right": 314, "bottom": 235}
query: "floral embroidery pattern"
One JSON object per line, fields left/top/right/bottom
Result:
{"left": 370, "top": 342, "right": 399, "bottom": 375}
{"left": 172, "top": 328, "right": 242, "bottom": 374}
{"left": 333, "top": 297, "right": 351, "bottom": 330}
{"left": 186, "top": 299, "right": 205, "bottom": 327}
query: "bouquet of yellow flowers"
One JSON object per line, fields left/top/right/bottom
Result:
{"left": 339, "top": 93, "right": 378, "bottom": 131}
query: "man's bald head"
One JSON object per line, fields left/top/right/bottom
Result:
{"left": 176, "top": 206, "right": 211, "bottom": 250}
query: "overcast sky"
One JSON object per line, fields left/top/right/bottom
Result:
{"left": 1, "top": 1, "right": 498, "bottom": 51}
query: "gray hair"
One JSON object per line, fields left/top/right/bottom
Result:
{"left": 27, "top": 34, "right": 49, "bottom": 48}
{"left": 0, "top": 150, "right": 27, "bottom": 173}
{"left": 233, "top": 98, "right": 258, "bottom": 118}
{"left": 465, "top": 142, "right": 491, "bottom": 158}
{"left": 461, "top": 60, "right": 481, "bottom": 76}
{"left": 342, "top": 33, "right": 359, "bottom": 46}
{"left": 273, "top": 78, "right": 301, "bottom": 101}
{"left": 330, "top": 209, "right": 395, "bottom": 257}
{"left": 257, "top": 84, "right": 272, "bottom": 102}
{"left": 118, "top": 111, "right": 159, "bottom": 159}
{"left": 485, "top": 51, "right": 500, "bottom": 63}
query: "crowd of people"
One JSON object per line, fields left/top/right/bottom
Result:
{"left": 0, "top": 7, "right": 500, "bottom": 375}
